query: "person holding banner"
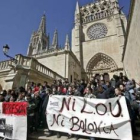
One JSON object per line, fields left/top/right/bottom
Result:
{"left": 84, "top": 87, "right": 96, "bottom": 140}
{"left": 66, "top": 86, "right": 74, "bottom": 139}
{"left": 73, "top": 85, "right": 81, "bottom": 140}
{"left": 26, "top": 93, "right": 36, "bottom": 135}
{"left": 41, "top": 88, "right": 50, "bottom": 129}
{"left": 34, "top": 90, "right": 42, "bottom": 132}
{"left": 45, "top": 88, "right": 61, "bottom": 138}
{"left": 84, "top": 87, "right": 96, "bottom": 99}
{"left": 52, "top": 86, "right": 62, "bottom": 138}
{"left": 115, "top": 87, "right": 139, "bottom": 136}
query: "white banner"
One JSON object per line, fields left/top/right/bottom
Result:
{"left": 47, "top": 96, "right": 132, "bottom": 140}
{"left": 0, "top": 102, "right": 27, "bottom": 140}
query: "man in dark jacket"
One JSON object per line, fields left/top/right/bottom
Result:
{"left": 26, "top": 93, "right": 36, "bottom": 134}
{"left": 41, "top": 89, "right": 50, "bottom": 129}
{"left": 0, "top": 92, "right": 5, "bottom": 102}
{"left": 77, "top": 80, "right": 86, "bottom": 97}
{"left": 41, "top": 89, "right": 54, "bottom": 137}
{"left": 34, "top": 91, "right": 42, "bottom": 131}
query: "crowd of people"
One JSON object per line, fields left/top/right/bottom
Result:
{"left": 0, "top": 72, "right": 140, "bottom": 140}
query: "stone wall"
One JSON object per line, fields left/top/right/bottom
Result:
{"left": 36, "top": 50, "right": 66, "bottom": 78}
{"left": 123, "top": 0, "right": 140, "bottom": 83}
{"left": 67, "top": 52, "right": 81, "bottom": 81}
{"left": 82, "top": 15, "right": 126, "bottom": 70}
{"left": 35, "top": 50, "right": 81, "bottom": 82}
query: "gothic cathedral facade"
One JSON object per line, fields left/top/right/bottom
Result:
{"left": 27, "top": 0, "right": 127, "bottom": 82}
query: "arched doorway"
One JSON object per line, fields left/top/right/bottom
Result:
{"left": 86, "top": 53, "right": 118, "bottom": 79}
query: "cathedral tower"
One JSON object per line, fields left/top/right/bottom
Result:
{"left": 27, "top": 14, "right": 49, "bottom": 56}
{"left": 72, "top": 0, "right": 127, "bottom": 78}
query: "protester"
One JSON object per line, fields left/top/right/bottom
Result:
{"left": 115, "top": 87, "right": 138, "bottom": 135}
{"left": 17, "top": 87, "right": 26, "bottom": 102}
{"left": 96, "top": 85, "right": 107, "bottom": 99}
{"left": 119, "top": 84, "right": 132, "bottom": 103}
{"left": 34, "top": 91, "right": 42, "bottom": 132}
{"left": 26, "top": 93, "right": 36, "bottom": 134}
{"left": 5, "top": 89, "right": 11, "bottom": 102}
{"left": 0, "top": 74, "right": 139, "bottom": 139}
{"left": 84, "top": 87, "right": 96, "bottom": 140}
{"left": 0, "top": 92, "right": 5, "bottom": 102}
{"left": 84, "top": 87, "right": 96, "bottom": 98}
{"left": 9, "top": 94, "right": 17, "bottom": 102}
{"left": 67, "top": 86, "right": 74, "bottom": 96}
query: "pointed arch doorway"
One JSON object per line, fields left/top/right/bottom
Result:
{"left": 86, "top": 53, "right": 118, "bottom": 80}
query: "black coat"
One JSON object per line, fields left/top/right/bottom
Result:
{"left": 42, "top": 94, "right": 49, "bottom": 114}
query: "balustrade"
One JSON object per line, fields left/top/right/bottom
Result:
{"left": 0, "top": 54, "right": 64, "bottom": 80}
{"left": 0, "top": 60, "right": 12, "bottom": 70}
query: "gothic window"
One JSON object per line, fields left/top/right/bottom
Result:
{"left": 42, "top": 40, "right": 46, "bottom": 50}
{"left": 87, "top": 23, "right": 108, "bottom": 40}
{"left": 103, "top": 1, "right": 107, "bottom": 6}
{"left": 38, "top": 42, "right": 41, "bottom": 52}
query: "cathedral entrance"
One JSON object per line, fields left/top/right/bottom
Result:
{"left": 86, "top": 53, "right": 118, "bottom": 80}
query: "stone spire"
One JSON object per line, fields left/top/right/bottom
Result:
{"left": 38, "top": 14, "right": 46, "bottom": 34}
{"left": 65, "top": 34, "right": 70, "bottom": 50}
{"left": 75, "top": 1, "right": 80, "bottom": 24}
{"left": 27, "top": 14, "right": 49, "bottom": 56}
{"left": 75, "top": 1, "right": 80, "bottom": 14}
{"left": 52, "top": 29, "right": 58, "bottom": 49}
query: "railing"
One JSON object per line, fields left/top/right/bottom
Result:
{"left": 0, "top": 60, "right": 13, "bottom": 70}
{"left": 15, "top": 54, "right": 31, "bottom": 67}
{"left": 0, "top": 54, "right": 64, "bottom": 80}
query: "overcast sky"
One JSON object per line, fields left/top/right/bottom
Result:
{"left": 0, "top": 0, "right": 130, "bottom": 61}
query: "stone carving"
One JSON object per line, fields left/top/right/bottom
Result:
{"left": 75, "top": 13, "right": 81, "bottom": 24}
{"left": 87, "top": 23, "right": 108, "bottom": 40}
{"left": 94, "top": 60, "right": 109, "bottom": 70}
{"left": 80, "top": 0, "right": 119, "bottom": 24}
{"left": 86, "top": 53, "right": 118, "bottom": 73}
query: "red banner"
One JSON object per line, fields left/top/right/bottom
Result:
{"left": 2, "top": 102, "right": 27, "bottom": 116}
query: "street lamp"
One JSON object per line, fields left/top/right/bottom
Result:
{"left": 3, "top": 44, "right": 17, "bottom": 64}
{"left": 3, "top": 44, "right": 9, "bottom": 54}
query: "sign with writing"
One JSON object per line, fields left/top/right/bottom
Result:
{"left": 0, "top": 102, "right": 27, "bottom": 140}
{"left": 47, "top": 96, "right": 132, "bottom": 140}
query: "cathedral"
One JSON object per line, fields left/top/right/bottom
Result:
{"left": 27, "top": 0, "right": 127, "bottom": 81}
{"left": 0, "top": 0, "right": 129, "bottom": 90}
